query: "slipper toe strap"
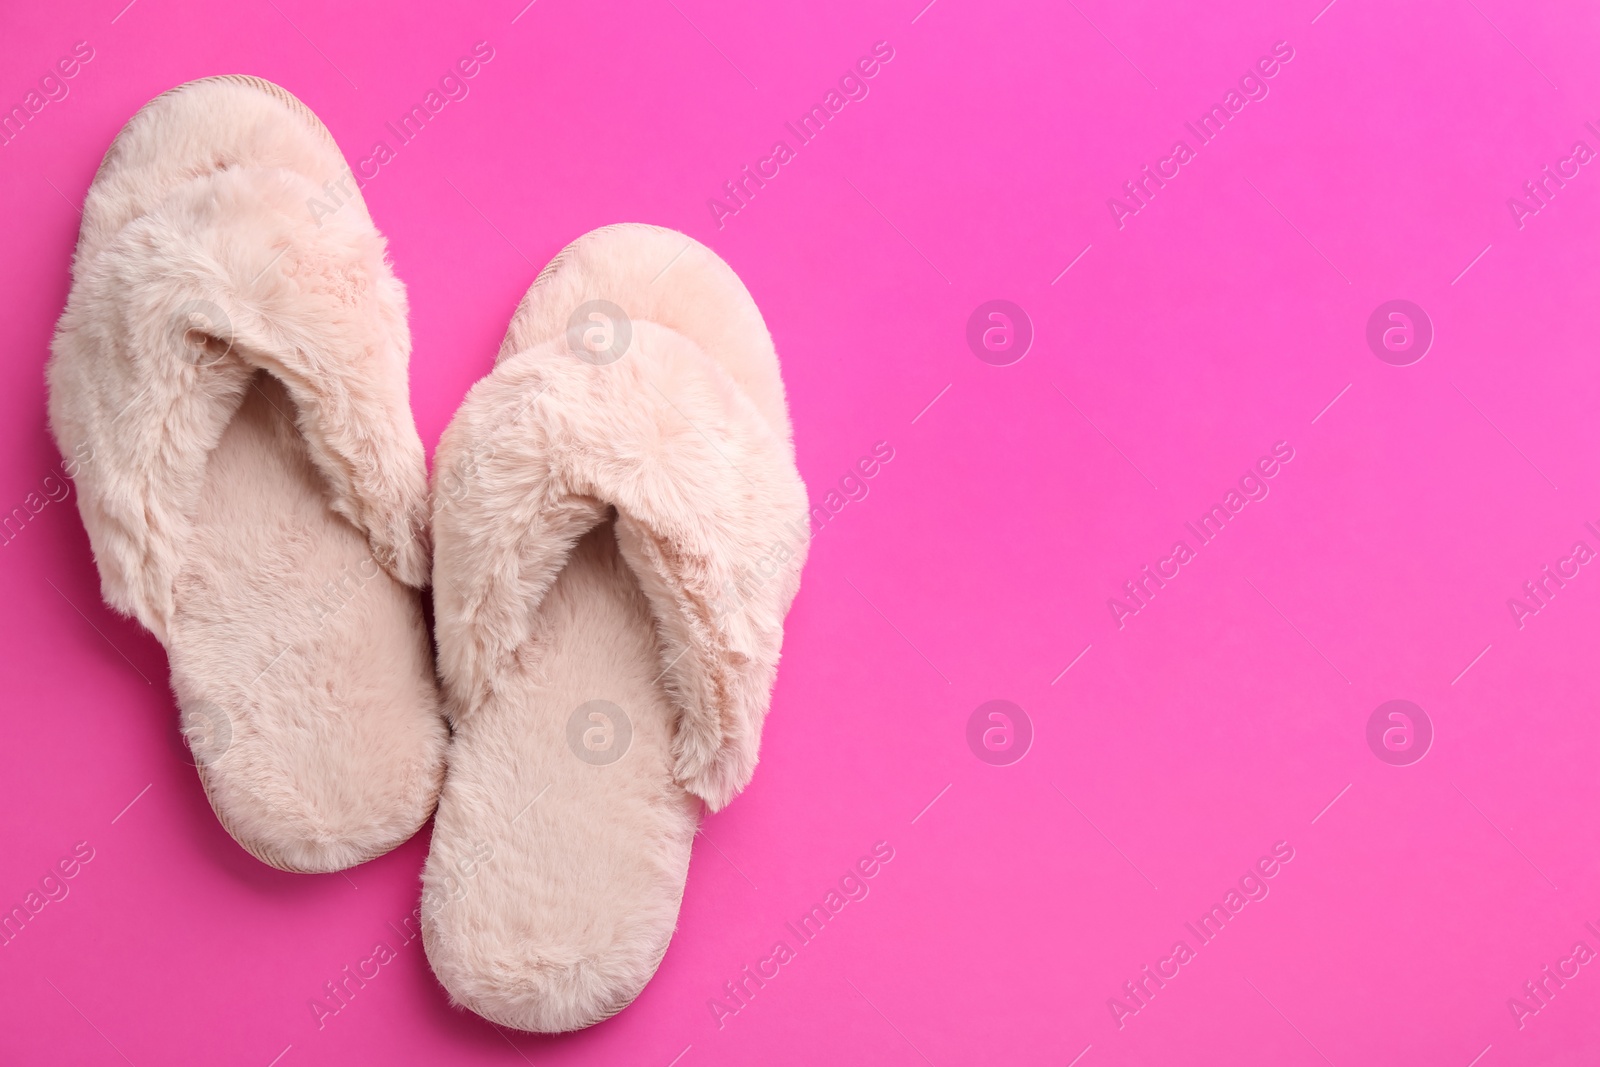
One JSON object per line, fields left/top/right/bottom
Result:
{"left": 48, "top": 164, "right": 430, "bottom": 640}
{"left": 433, "top": 321, "right": 808, "bottom": 810}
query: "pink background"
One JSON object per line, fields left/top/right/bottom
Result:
{"left": 3, "top": 0, "right": 1600, "bottom": 1063}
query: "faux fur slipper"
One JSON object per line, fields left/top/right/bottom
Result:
{"left": 422, "top": 224, "right": 808, "bottom": 1031}
{"left": 46, "top": 77, "right": 447, "bottom": 873}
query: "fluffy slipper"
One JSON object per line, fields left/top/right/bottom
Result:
{"left": 47, "top": 77, "right": 447, "bottom": 873}
{"left": 422, "top": 224, "right": 808, "bottom": 1030}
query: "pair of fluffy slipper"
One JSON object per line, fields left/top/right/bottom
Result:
{"left": 46, "top": 77, "right": 807, "bottom": 1032}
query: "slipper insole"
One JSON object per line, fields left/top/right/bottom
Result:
{"left": 168, "top": 372, "right": 444, "bottom": 872}
{"left": 423, "top": 518, "right": 698, "bottom": 1031}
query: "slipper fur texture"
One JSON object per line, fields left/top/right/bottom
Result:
{"left": 436, "top": 233, "right": 806, "bottom": 808}
{"left": 47, "top": 77, "right": 445, "bottom": 872}
{"left": 423, "top": 224, "right": 808, "bottom": 1030}
{"left": 52, "top": 77, "right": 429, "bottom": 631}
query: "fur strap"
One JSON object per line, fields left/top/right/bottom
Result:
{"left": 47, "top": 163, "right": 430, "bottom": 643}
{"left": 432, "top": 322, "right": 809, "bottom": 810}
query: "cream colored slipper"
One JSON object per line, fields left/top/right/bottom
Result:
{"left": 47, "top": 77, "right": 447, "bottom": 873}
{"left": 422, "top": 224, "right": 808, "bottom": 1030}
